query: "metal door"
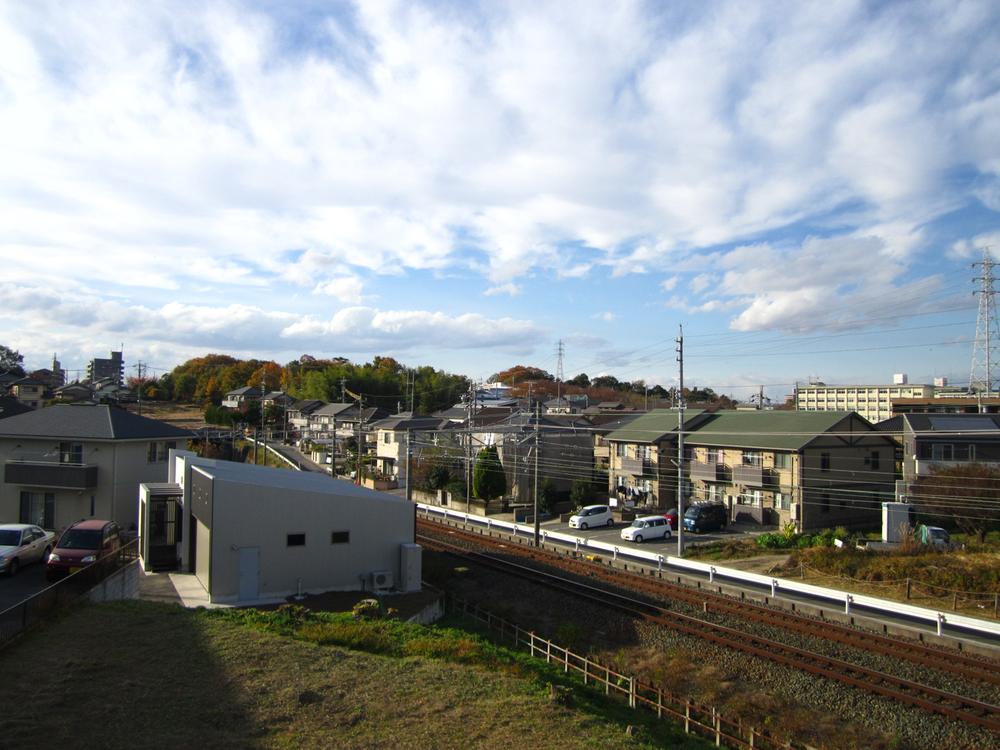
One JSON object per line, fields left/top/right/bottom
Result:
{"left": 238, "top": 547, "right": 259, "bottom": 601}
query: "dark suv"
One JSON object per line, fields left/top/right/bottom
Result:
{"left": 682, "top": 503, "right": 728, "bottom": 533}
{"left": 46, "top": 520, "right": 121, "bottom": 581}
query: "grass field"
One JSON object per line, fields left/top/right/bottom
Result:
{"left": 0, "top": 601, "right": 713, "bottom": 749}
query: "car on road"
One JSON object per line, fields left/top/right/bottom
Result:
{"left": 0, "top": 524, "right": 56, "bottom": 576}
{"left": 682, "top": 502, "right": 728, "bottom": 533}
{"left": 46, "top": 519, "right": 121, "bottom": 582}
{"left": 620, "top": 515, "right": 673, "bottom": 543}
{"left": 568, "top": 505, "right": 614, "bottom": 530}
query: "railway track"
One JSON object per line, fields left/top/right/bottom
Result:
{"left": 416, "top": 518, "right": 1000, "bottom": 687}
{"left": 418, "top": 525, "right": 1000, "bottom": 734}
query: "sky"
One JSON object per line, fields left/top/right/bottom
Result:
{"left": 1, "top": 0, "right": 999, "bottom": 403}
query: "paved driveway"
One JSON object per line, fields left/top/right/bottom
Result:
{"left": 0, "top": 560, "right": 51, "bottom": 612}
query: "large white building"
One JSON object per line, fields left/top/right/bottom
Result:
{"left": 138, "top": 452, "right": 420, "bottom": 604}
{"left": 795, "top": 376, "right": 935, "bottom": 424}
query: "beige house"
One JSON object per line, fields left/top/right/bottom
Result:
{"left": 685, "top": 411, "right": 897, "bottom": 531}
{"left": 0, "top": 404, "right": 192, "bottom": 530}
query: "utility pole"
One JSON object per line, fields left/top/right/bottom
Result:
{"left": 556, "top": 339, "right": 565, "bottom": 405}
{"left": 340, "top": 378, "right": 347, "bottom": 403}
{"left": 260, "top": 372, "right": 267, "bottom": 465}
{"left": 135, "top": 361, "right": 143, "bottom": 416}
{"left": 970, "top": 247, "right": 998, "bottom": 403}
{"left": 533, "top": 401, "right": 540, "bottom": 547}
{"left": 405, "top": 431, "right": 412, "bottom": 501}
{"left": 409, "top": 369, "right": 416, "bottom": 413}
{"left": 466, "top": 381, "right": 473, "bottom": 513}
{"left": 676, "top": 325, "right": 685, "bottom": 557}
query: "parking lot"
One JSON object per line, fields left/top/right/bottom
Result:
{"left": 533, "top": 513, "right": 746, "bottom": 553}
{"left": 0, "top": 559, "right": 51, "bottom": 612}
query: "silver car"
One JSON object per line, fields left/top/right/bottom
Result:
{"left": 0, "top": 524, "right": 56, "bottom": 576}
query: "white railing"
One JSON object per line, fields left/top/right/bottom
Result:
{"left": 416, "top": 504, "right": 1000, "bottom": 641}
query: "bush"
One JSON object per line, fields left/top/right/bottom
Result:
{"left": 297, "top": 620, "right": 396, "bottom": 653}
{"left": 403, "top": 636, "right": 483, "bottom": 663}
{"left": 569, "top": 478, "right": 594, "bottom": 506}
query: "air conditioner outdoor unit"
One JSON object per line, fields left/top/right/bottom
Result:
{"left": 370, "top": 570, "right": 394, "bottom": 591}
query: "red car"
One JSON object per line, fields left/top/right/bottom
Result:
{"left": 46, "top": 519, "right": 121, "bottom": 581}
{"left": 662, "top": 508, "right": 679, "bottom": 531}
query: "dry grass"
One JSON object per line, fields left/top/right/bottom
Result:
{"left": 0, "top": 600, "right": 712, "bottom": 750}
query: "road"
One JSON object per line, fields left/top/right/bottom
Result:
{"left": 0, "top": 558, "right": 51, "bottom": 612}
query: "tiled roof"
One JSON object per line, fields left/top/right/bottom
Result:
{"left": 606, "top": 409, "right": 705, "bottom": 443}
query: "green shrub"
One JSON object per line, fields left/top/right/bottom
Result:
{"left": 296, "top": 620, "right": 396, "bottom": 653}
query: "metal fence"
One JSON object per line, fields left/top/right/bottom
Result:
{"left": 0, "top": 538, "right": 139, "bottom": 651}
{"left": 447, "top": 593, "right": 800, "bottom": 750}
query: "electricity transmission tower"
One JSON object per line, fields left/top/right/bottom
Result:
{"left": 969, "top": 248, "right": 998, "bottom": 396}
{"left": 555, "top": 339, "right": 565, "bottom": 402}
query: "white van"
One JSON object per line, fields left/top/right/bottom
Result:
{"left": 568, "top": 505, "right": 614, "bottom": 530}
{"left": 620, "top": 515, "right": 672, "bottom": 543}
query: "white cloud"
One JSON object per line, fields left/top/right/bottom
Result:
{"left": 313, "top": 276, "right": 366, "bottom": 304}
{"left": 593, "top": 311, "right": 615, "bottom": 322}
{"left": 660, "top": 276, "right": 679, "bottom": 292}
{"left": 0, "top": 0, "right": 993, "bottom": 295}
{"left": 484, "top": 282, "right": 521, "bottom": 297}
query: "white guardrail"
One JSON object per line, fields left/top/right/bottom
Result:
{"left": 416, "top": 504, "right": 1000, "bottom": 641}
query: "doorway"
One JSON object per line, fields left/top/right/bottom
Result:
{"left": 238, "top": 547, "right": 259, "bottom": 601}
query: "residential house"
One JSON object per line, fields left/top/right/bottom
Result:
{"left": 0, "top": 404, "right": 193, "bottom": 530}
{"left": 475, "top": 410, "right": 595, "bottom": 502}
{"left": 9, "top": 377, "right": 45, "bottom": 409}
{"left": 54, "top": 383, "right": 95, "bottom": 404}
{"left": 287, "top": 399, "right": 325, "bottom": 438}
{"left": 877, "top": 413, "right": 1000, "bottom": 493}
{"left": 587, "top": 412, "right": 643, "bottom": 473}
{"left": 371, "top": 413, "right": 451, "bottom": 487}
{"left": 222, "top": 385, "right": 262, "bottom": 410}
{"left": 307, "top": 402, "right": 355, "bottom": 440}
{"left": 685, "top": 411, "right": 896, "bottom": 531}
{"left": 606, "top": 409, "right": 706, "bottom": 510}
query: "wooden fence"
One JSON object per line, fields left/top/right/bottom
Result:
{"left": 447, "top": 594, "right": 801, "bottom": 750}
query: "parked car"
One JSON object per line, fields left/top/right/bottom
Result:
{"left": 620, "top": 515, "right": 673, "bottom": 543}
{"left": 46, "top": 520, "right": 121, "bottom": 582}
{"left": 568, "top": 505, "right": 614, "bottom": 530}
{"left": 0, "top": 524, "right": 56, "bottom": 576}
{"left": 661, "top": 508, "right": 679, "bottom": 530}
{"left": 682, "top": 503, "right": 728, "bottom": 534}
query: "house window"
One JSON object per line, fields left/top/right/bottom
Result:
{"left": 707, "top": 448, "right": 722, "bottom": 464}
{"left": 773, "top": 453, "right": 792, "bottom": 469}
{"left": 707, "top": 485, "right": 724, "bottom": 502}
{"left": 287, "top": 533, "right": 306, "bottom": 546}
{"left": 869, "top": 451, "right": 880, "bottom": 471}
{"left": 147, "top": 442, "right": 159, "bottom": 462}
{"left": 775, "top": 492, "right": 791, "bottom": 511}
{"left": 59, "top": 442, "right": 83, "bottom": 464}
{"left": 383, "top": 433, "right": 391, "bottom": 444}
{"left": 331, "top": 531, "right": 350, "bottom": 544}
{"left": 743, "top": 451, "right": 762, "bottom": 467}
{"left": 931, "top": 444, "right": 954, "bottom": 461}
{"left": 641, "top": 445, "right": 652, "bottom": 460}
{"left": 738, "top": 489, "right": 762, "bottom": 505}
{"left": 820, "top": 453, "right": 830, "bottom": 472}
{"left": 615, "top": 443, "right": 626, "bottom": 458}
{"left": 19, "top": 491, "right": 54, "bottom": 528}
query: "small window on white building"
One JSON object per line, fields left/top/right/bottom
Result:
{"left": 331, "top": 531, "right": 350, "bottom": 544}
{"left": 287, "top": 533, "right": 306, "bottom": 546}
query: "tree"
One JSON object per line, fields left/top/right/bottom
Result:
{"left": 570, "top": 478, "right": 595, "bottom": 506}
{"left": 489, "top": 365, "right": 554, "bottom": 385}
{"left": 567, "top": 373, "right": 590, "bottom": 388}
{"left": 912, "top": 463, "right": 1000, "bottom": 543}
{"left": 473, "top": 445, "right": 506, "bottom": 501}
{"left": 0, "top": 345, "right": 25, "bottom": 376}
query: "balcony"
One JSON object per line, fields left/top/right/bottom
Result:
{"left": 620, "top": 456, "right": 650, "bottom": 476}
{"left": 732, "top": 464, "right": 775, "bottom": 487}
{"left": 5, "top": 460, "right": 98, "bottom": 489}
{"left": 690, "top": 460, "right": 725, "bottom": 482}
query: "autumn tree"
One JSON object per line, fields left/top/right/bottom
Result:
{"left": 912, "top": 463, "right": 1000, "bottom": 543}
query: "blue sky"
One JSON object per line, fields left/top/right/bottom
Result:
{"left": 1, "top": 0, "right": 999, "bottom": 402}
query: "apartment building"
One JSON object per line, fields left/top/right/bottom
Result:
{"left": 795, "top": 376, "right": 935, "bottom": 423}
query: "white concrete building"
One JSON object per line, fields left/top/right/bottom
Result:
{"left": 795, "top": 381, "right": 935, "bottom": 424}
{"left": 138, "top": 452, "right": 420, "bottom": 604}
